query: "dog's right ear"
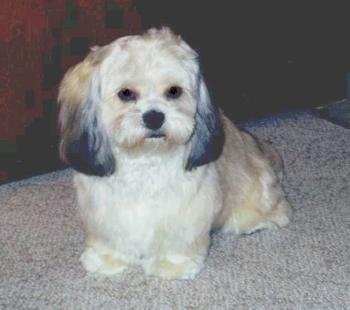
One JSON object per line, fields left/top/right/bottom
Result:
{"left": 58, "top": 47, "right": 116, "bottom": 176}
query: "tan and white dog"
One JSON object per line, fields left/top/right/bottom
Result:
{"left": 58, "top": 27, "right": 291, "bottom": 279}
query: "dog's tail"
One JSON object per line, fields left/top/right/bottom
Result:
{"left": 256, "top": 140, "right": 283, "bottom": 177}
{"left": 241, "top": 131, "right": 284, "bottom": 178}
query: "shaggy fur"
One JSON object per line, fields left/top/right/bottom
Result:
{"left": 58, "top": 27, "right": 291, "bottom": 279}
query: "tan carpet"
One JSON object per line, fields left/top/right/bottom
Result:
{"left": 0, "top": 113, "right": 349, "bottom": 309}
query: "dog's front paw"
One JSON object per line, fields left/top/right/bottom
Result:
{"left": 144, "top": 255, "right": 204, "bottom": 280}
{"left": 80, "top": 247, "right": 128, "bottom": 276}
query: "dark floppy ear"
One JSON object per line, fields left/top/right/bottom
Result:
{"left": 58, "top": 48, "right": 115, "bottom": 176}
{"left": 185, "top": 74, "right": 225, "bottom": 171}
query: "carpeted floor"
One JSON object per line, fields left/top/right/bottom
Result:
{"left": 0, "top": 112, "right": 349, "bottom": 309}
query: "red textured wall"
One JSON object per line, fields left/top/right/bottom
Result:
{"left": 0, "top": 0, "right": 141, "bottom": 183}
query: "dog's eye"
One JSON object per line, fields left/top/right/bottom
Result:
{"left": 166, "top": 86, "right": 182, "bottom": 99}
{"left": 118, "top": 88, "right": 137, "bottom": 102}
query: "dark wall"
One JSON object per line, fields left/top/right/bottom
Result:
{"left": 135, "top": 1, "right": 350, "bottom": 120}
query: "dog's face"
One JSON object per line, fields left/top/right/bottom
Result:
{"left": 58, "top": 28, "right": 224, "bottom": 176}
{"left": 99, "top": 30, "right": 198, "bottom": 149}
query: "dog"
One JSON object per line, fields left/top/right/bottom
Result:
{"left": 58, "top": 27, "right": 291, "bottom": 279}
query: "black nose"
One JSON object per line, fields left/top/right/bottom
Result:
{"left": 142, "top": 110, "right": 165, "bottom": 130}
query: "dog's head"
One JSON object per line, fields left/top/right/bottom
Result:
{"left": 58, "top": 27, "right": 224, "bottom": 176}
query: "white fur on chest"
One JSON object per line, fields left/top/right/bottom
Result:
{"left": 74, "top": 147, "right": 221, "bottom": 262}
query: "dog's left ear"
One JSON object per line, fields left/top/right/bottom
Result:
{"left": 185, "top": 74, "right": 225, "bottom": 171}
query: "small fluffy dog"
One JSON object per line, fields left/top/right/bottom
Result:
{"left": 58, "top": 27, "right": 291, "bottom": 279}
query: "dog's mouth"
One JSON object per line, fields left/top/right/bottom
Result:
{"left": 146, "top": 131, "right": 166, "bottom": 139}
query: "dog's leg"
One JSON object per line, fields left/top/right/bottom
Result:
{"left": 80, "top": 235, "right": 128, "bottom": 276}
{"left": 143, "top": 235, "right": 209, "bottom": 279}
{"left": 222, "top": 197, "right": 291, "bottom": 235}
{"left": 221, "top": 169, "right": 292, "bottom": 235}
